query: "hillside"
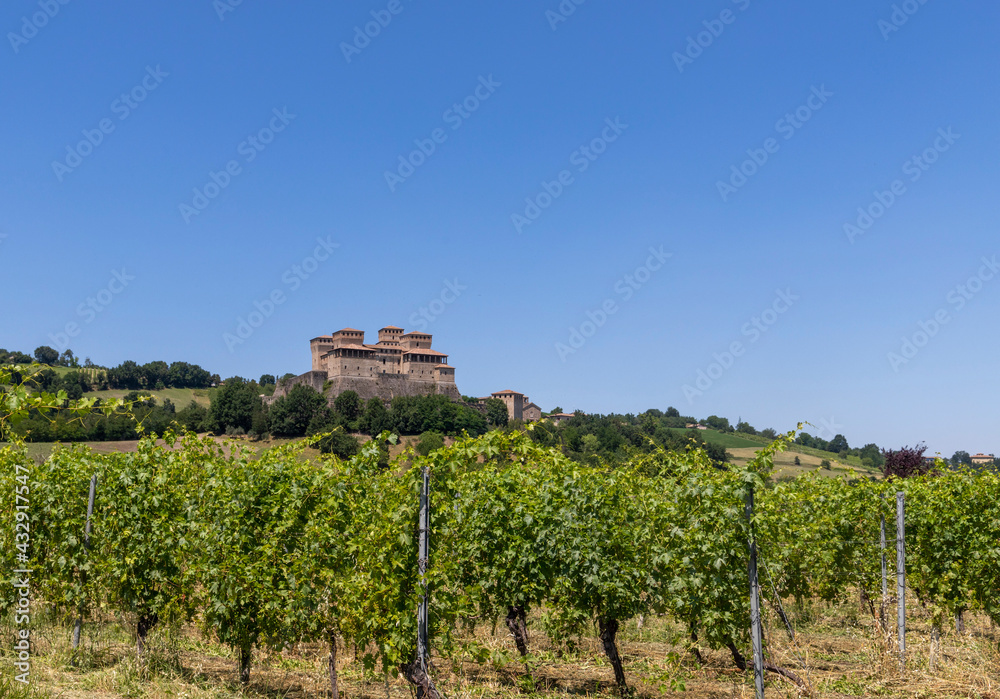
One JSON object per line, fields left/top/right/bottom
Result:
{"left": 89, "top": 386, "right": 215, "bottom": 408}
{"left": 11, "top": 364, "right": 217, "bottom": 408}
{"left": 663, "top": 427, "right": 761, "bottom": 449}
{"left": 666, "top": 427, "right": 880, "bottom": 477}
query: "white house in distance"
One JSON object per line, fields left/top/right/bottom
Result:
{"left": 971, "top": 453, "right": 995, "bottom": 465}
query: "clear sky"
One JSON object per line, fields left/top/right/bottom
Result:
{"left": 2, "top": 1, "right": 997, "bottom": 458}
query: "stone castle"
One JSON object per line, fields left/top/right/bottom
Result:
{"left": 273, "top": 326, "right": 461, "bottom": 402}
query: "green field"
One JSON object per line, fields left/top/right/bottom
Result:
{"left": 666, "top": 427, "right": 880, "bottom": 477}
{"left": 89, "top": 386, "right": 216, "bottom": 408}
{"left": 664, "top": 427, "right": 763, "bottom": 448}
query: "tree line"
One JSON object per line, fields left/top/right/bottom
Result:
{"left": 206, "top": 380, "right": 506, "bottom": 454}
{"left": 2, "top": 347, "right": 220, "bottom": 391}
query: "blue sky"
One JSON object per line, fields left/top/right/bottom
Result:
{"left": 2, "top": 0, "right": 998, "bottom": 457}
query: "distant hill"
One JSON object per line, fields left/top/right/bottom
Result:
{"left": 664, "top": 427, "right": 761, "bottom": 449}
{"left": 666, "top": 427, "right": 879, "bottom": 477}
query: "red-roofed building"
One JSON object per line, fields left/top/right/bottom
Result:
{"left": 289, "top": 325, "right": 461, "bottom": 403}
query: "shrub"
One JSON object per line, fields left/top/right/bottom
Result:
{"left": 318, "top": 430, "right": 360, "bottom": 459}
{"left": 415, "top": 430, "right": 445, "bottom": 456}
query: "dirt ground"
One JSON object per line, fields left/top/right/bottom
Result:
{"left": 5, "top": 597, "right": 998, "bottom": 699}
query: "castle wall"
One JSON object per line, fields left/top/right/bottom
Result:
{"left": 327, "top": 354, "right": 382, "bottom": 379}
{"left": 269, "top": 370, "right": 328, "bottom": 403}
{"left": 273, "top": 371, "right": 462, "bottom": 405}
{"left": 324, "top": 375, "right": 461, "bottom": 402}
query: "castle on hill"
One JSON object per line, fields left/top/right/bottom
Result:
{"left": 272, "top": 326, "right": 461, "bottom": 403}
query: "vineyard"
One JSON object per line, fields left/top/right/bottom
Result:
{"left": 1, "top": 421, "right": 999, "bottom": 698}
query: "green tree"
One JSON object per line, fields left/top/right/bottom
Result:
{"left": 359, "top": 397, "right": 390, "bottom": 435}
{"left": 318, "top": 429, "right": 361, "bottom": 459}
{"left": 107, "top": 360, "right": 143, "bottom": 390}
{"left": 415, "top": 430, "right": 445, "bottom": 456}
{"left": 735, "top": 420, "right": 756, "bottom": 435}
{"left": 259, "top": 374, "right": 276, "bottom": 386}
{"left": 177, "top": 400, "right": 208, "bottom": 433}
{"left": 207, "top": 377, "right": 262, "bottom": 435}
{"left": 334, "top": 390, "right": 363, "bottom": 423}
{"left": 859, "top": 443, "right": 885, "bottom": 470}
{"left": 828, "top": 434, "right": 849, "bottom": 453}
{"left": 59, "top": 349, "right": 79, "bottom": 367}
{"left": 250, "top": 402, "right": 270, "bottom": 440}
{"left": 166, "top": 361, "right": 212, "bottom": 388}
{"left": 952, "top": 450, "right": 972, "bottom": 466}
{"left": 581, "top": 433, "right": 600, "bottom": 453}
{"left": 34, "top": 345, "right": 59, "bottom": 365}
{"left": 270, "top": 384, "right": 326, "bottom": 437}
{"left": 704, "top": 415, "right": 731, "bottom": 432}
{"left": 485, "top": 398, "right": 508, "bottom": 427}
{"left": 140, "top": 361, "right": 169, "bottom": 389}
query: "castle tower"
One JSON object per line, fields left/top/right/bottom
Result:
{"left": 378, "top": 326, "right": 404, "bottom": 346}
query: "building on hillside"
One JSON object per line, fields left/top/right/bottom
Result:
{"left": 272, "top": 326, "right": 461, "bottom": 403}
{"left": 686, "top": 423, "right": 708, "bottom": 430}
{"left": 522, "top": 402, "right": 542, "bottom": 422}
{"left": 971, "top": 453, "right": 995, "bottom": 465}
{"left": 479, "top": 391, "right": 543, "bottom": 422}
{"left": 547, "top": 412, "right": 576, "bottom": 424}
{"left": 489, "top": 390, "right": 525, "bottom": 421}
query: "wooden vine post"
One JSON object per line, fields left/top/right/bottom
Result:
{"left": 745, "top": 483, "right": 765, "bottom": 699}
{"left": 417, "top": 466, "right": 431, "bottom": 698}
{"left": 896, "top": 491, "right": 906, "bottom": 672}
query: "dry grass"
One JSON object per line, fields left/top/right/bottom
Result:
{"left": 726, "top": 448, "right": 871, "bottom": 480}
{"left": 2, "top": 597, "right": 998, "bottom": 699}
